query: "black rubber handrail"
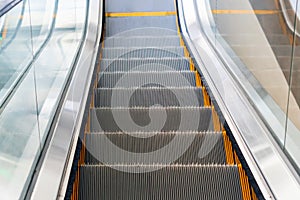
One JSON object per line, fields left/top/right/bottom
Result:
{"left": 0, "top": 0, "right": 22, "bottom": 17}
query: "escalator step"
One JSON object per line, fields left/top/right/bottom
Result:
{"left": 102, "top": 47, "right": 185, "bottom": 59}
{"left": 94, "top": 87, "right": 204, "bottom": 107}
{"left": 98, "top": 71, "right": 196, "bottom": 88}
{"left": 105, "top": 27, "right": 178, "bottom": 37}
{"left": 106, "top": 16, "right": 178, "bottom": 37}
{"left": 101, "top": 57, "right": 191, "bottom": 72}
{"left": 84, "top": 131, "right": 226, "bottom": 164}
{"left": 90, "top": 107, "right": 213, "bottom": 132}
{"left": 79, "top": 165, "right": 243, "bottom": 200}
{"left": 104, "top": 36, "right": 181, "bottom": 47}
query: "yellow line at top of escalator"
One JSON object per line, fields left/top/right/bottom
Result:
{"left": 212, "top": 9, "right": 280, "bottom": 15}
{"left": 1, "top": 20, "right": 8, "bottom": 40}
{"left": 106, "top": 11, "right": 177, "bottom": 17}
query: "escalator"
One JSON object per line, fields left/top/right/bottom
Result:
{"left": 66, "top": 0, "right": 263, "bottom": 199}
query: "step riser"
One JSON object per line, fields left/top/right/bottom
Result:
{"left": 79, "top": 166, "right": 243, "bottom": 200}
{"left": 100, "top": 58, "right": 191, "bottom": 72}
{"left": 90, "top": 108, "right": 214, "bottom": 132}
{"left": 105, "top": 28, "right": 178, "bottom": 37}
{"left": 102, "top": 47, "right": 185, "bottom": 59}
{"left": 98, "top": 72, "right": 196, "bottom": 88}
{"left": 104, "top": 37, "right": 181, "bottom": 47}
{"left": 106, "top": 16, "right": 178, "bottom": 37}
{"left": 94, "top": 88, "right": 204, "bottom": 107}
{"left": 85, "top": 132, "right": 226, "bottom": 164}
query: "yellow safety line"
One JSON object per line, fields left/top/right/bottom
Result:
{"left": 183, "top": 46, "right": 189, "bottom": 57}
{"left": 212, "top": 106, "right": 221, "bottom": 131}
{"left": 105, "top": 11, "right": 177, "bottom": 17}
{"left": 202, "top": 87, "right": 211, "bottom": 106}
{"left": 1, "top": 19, "right": 8, "bottom": 40}
{"left": 72, "top": 133, "right": 86, "bottom": 200}
{"left": 237, "top": 164, "right": 252, "bottom": 200}
{"left": 222, "top": 130, "right": 234, "bottom": 165}
{"left": 179, "top": 35, "right": 183, "bottom": 46}
{"left": 195, "top": 72, "right": 202, "bottom": 87}
{"left": 189, "top": 58, "right": 195, "bottom": 71}
{"left": 2, "top": 27, "right": 7, "bottom": 39}
{"left": 202, "top": 87, "right": 208, "bottom": 106}
{"left": 85, "top": 111, "right": 91, "bottom": 133}
{"left": 211, "top": 9, "right": 280, "bottom": 15}
{"left": 252, "top": 187, "right": 258, "bottom": 200}
{"left": 238, "top": 164, "right": 251, "bottom": 200}
{"left": 234, "top": 151, "right": 240, "bottom": 164}
{"left": 234, "top": 151, "right": 252, "bottom": 199}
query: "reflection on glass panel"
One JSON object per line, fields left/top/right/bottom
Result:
{"left": 208, "top": 0, "right": 300, "bottom": 170}
{"left": 0, "top": 70, "right": 40, "bottom": 200}
{"left": 209, "top": 0, "right": 295, "bottom": 143}
{"left": 35, "top": 0, "right": 86, "bottom": 144}
{"left": 0, "top": 0, "right": 31, "bottom": 105}
{"left": 0, "top": 1, "right": 22, "bottom": 44}
{"left": 30, "top": 0, "right": 57, "bottom": 53}
{"left": 285, "top": 0, "right": 300, "bottom": 171}
{"left": 0, "top": 0, "right": 88, "bottom": 198}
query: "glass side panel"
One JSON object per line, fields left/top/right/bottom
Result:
{"left": 0, "top": 70, "right": 40, "bottom": 200}
{"left": 0, "top": 0, "right": 87, "bottom": 198}
{"left": 0, "top": 0, "right": 32, "bottom": 105}
{"left": 208, "top": 0, "right": 300, "bottom": 171}
{"left": 0, "top": 1, "right": 39, "bottom": 198}
{"left": 34, "top": 0, "right": 86, "bottom": 144}
{"left": 30, "top": 0, "right": 56, "bottom": 53}
{"left": 285, "top": 0, "right": 300, "bottom": 170}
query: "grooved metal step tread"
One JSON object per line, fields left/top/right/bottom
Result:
{"left": 104, "top": 36, "right": 181, "bottom": 47}
{"left": 90, "top": 107, "right": 213, "bottom": 132}
{"left": 106, "top": 16, "right": 178, "bottom": 37}
{"left": 94, "top": 87, "right": 204, "bottom": 107}
{"left": 79, "top": 165, "right": 243, "bottom": 200}
{"left": 101, "top": 57, "right": 191, "bottom": 72}
{"left": 105, "top": 27, "right": 178, "bottom": 37}
{"left": 84, "top": 131, "right": 226, "bottom": 164}
{"left": 98, "top": 71, "right": 197, "bottom": 88}
{"left": 102, "top": 47, "right": 185, "bottom": 59}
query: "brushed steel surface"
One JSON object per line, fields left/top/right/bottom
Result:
{"left": 29, "top": 0, "right": 103, "bottom": 199}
